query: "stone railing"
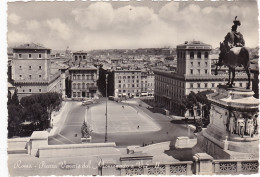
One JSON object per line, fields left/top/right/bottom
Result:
{"left": 101, "top": 161, "right": 193, "bottom": 176}
{"left": 213, "top": 159, "right": 258, "bottom": 174}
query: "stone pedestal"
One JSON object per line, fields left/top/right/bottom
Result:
{"left": 193, "top": 153, "right": 213, "bottom": 175}
{"left": 81, "top": 136, "right": 91, "bottom": 143}
{"left": 28, "top": 131, "right": 48, "bottom": 157}
{"left": 193, "top": 85, "right": 259, "bottom": 159}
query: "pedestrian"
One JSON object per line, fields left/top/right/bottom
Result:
{"left": 75, "top": 133, "right": 77, "bottom": 137}
{"left": 137, "top": 125, "right": 139, "bottom": 129}
{"left": 166, "top": 131, "right": 168, "bottom": 134}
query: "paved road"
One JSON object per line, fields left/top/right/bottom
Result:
{"left": 49, "top": 99, "right": 194, "bottom": 147}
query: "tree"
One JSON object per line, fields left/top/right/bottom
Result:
{"left": 8, "top": 89, "right": 19, "bottom": 106}
{"left": 8, "top": 104, "right": 23, "bottom": 138}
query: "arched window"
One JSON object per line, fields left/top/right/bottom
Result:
{"left": 73, "top": 83, "right": 76, "bottom": 89}
{"left": 190, "top": 52, "right": 194, "bottom": 59}
{"left": 82, "top": 83, "right": 85, "bottom": 89}
{"left": 197, "top": 52, "right": 201, "bottom": 59}
{"left": 205, "top": 52, "right": 208, "bottom": 59}
{"left": 77, "top": 83, "right": 81, "bottom": 89}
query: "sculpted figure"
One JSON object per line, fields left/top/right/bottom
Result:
{"left": 229, "top": 113, "right": 235, "bottom": 134}
{"left": 253, "top": 113, "right": 259, "bottom": 134}
{"left": 246, "top": 118, "right": 254, "bottom": 137}
{"left": 237, "top": 114, "right": 245, "bottom": 137}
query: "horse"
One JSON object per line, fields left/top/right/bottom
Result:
{"left": 214, "top": 42, "right": 251, "bottom": 89}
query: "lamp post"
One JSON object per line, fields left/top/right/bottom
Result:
{"left": 105, "top": 74, "right": 108, "bottom": 143}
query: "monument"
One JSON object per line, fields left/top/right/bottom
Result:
{"left": 81, "top": 121, "right": 92, "bottom": 143}
{"left": 193, "top": 17, "right": 259, "bottom": 160}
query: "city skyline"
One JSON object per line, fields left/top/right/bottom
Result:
{"left": 7, "top": 0, "right": 259, "bottom": 50}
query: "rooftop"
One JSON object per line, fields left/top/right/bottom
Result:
{"left": 177, "top": 41, "right": 212, "bottom": 50}
{"left": 69, "top": 65, "right": 97, "bottom": 71}
{"left": 13, "top": 43, "right": 50, "bottom": 50}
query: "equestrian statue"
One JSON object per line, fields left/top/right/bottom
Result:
{"left": 215, "top": 16, "right": 251, "bottom": 89}
{"left": 81, "top": 121, "right": 92, "bottom": 138}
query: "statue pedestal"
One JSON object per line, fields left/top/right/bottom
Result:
{"left": 81, "top": 136, "right": 92, "bottom": 143}
{"left": 193, "top": 85, "right": 259, "bottom": 159}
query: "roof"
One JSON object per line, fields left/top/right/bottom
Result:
{"left": 177, "top": 41, "right": 212, "bottom": 50}
{"left": 13, "top": 43, "right": 50, "bottom": 50}
{"left": 69, "top": 65, "right": 97, "bottom": 71}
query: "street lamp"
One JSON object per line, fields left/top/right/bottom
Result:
{"left": 105, "top": 74, "right": 108, "bottom": 143}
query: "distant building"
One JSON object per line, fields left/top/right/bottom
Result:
{"left": 114, "top": 69, "right": 142, "bottom": 98}
{"left": 72, "top": 51, "right": 88, "bottom": 66}
{"left": 68, "top": 66, "right": 98, "bottom": 99}
{"left": 141, "top": 71, "right": 154, "bottom": 97}
{"left": 11, "top": 43, "right": 62, "bottom": 99}
{"left": 154, "top": 41, "right": 251, "bottom": 115}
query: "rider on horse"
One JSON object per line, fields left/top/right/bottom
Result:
{"left": 216, "top": 16, "right": 245, "bottom": 66}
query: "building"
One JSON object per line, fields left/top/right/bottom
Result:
{"left": 68, "top": 66, "right": 98, "bottom": 99}
{"left": 154, "top": 41, "right": 251, "bottom": 115}
{"left": 141, "top": 70, "right": 154, "bottom": 97}
{"left": 11, "top": 43, "right": 62, "bottom": 99}
{"left": 72, "top": 51, "right": 88, "bottom": 66}
{"left": 114, "top": 69, "right": 142, "bottom": 98}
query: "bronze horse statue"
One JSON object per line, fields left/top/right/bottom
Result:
{"left": 214, "top": 42, "right": 251, "bottom": 89}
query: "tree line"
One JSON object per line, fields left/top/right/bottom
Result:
{"left": 8, "top": 91, "right": 62, "bottom": 138}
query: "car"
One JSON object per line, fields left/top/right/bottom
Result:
{"left": 82, "top": 100, "right": 93, "bottom": 106}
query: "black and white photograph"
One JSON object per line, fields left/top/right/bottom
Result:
{"left": 1, "top": 0, "right": 260, "bottom": 176}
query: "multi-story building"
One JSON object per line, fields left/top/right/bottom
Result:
{"left": 114, "top": 69, "right": 142, "bottom": 98}
{"left": 72, "top": 51, "right": 88, "bottom": 66}
{"left": 141, "top": 71, "right": 154, "bottom": 96}
{"left": 68, "top": 66, "right": 98, "bottom": 99}
{"left": 154, "top": 41, "right": 251, "bottom": 115}
{"left": 11, "top": 43, "right": 62, "bottom": 99}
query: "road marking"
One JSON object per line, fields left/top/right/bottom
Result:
{"left": 58, "top": 133, "right": 76, "bottom": 144}
{"left": 49, "top": 136, "right": 65, "bottom": 144}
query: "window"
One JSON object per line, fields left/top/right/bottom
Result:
{"left": 18, "top": 54, "right": 22, "bottom": 58}
{"left": 29, "top": 75, "right": 32, "bottom": 79}
{"left": 205, "top": 62, "right": 208, "bottom": 66}
{"left": 123, "top": 84, "right": 125, "bottom": 88}
{"left": 19, "top": 66, "right": 22, "bottom": 69}
{"left": 39, "top": 75, "right": 42, "bottom": 78}
{"left": 205, "top": 52, "right": 209, "bottom": 59}
{"left": 78, "top": 83, "right": 81, "bottom": 89}
{"left": 29, "top": 66, "right": 32, "bottom": 70}
{"left": 240, "top": 83, "right": 243, "bottom": 87}
{"left": 119, "top": 84, "right": 121, "bottom": 88}
{"left": 77, "top": 75, "right": 80, "bottom": 80}
{"left": 191, "top": 62, "right": 193, "bottom": 67}
{"left": 82, "top": 83, "right": 85, "bottom": 89}
{"left": 39, "top": 66, "right": 42, "bottom": 70}
{"left": 205, "top": 83, "right": 208, "bottom": 88}
{"left": 19, "top": 75, "right": 22, "bottom": 79}
{"left": 198, "top": 69, "right": 200, "bottom": 75}
{"left": 73, "top": 83, "right": 76, "bottom": 89}
{"left": 128, "top": 76, "right": 130, "bottom": 79}
{"left": 39, "top": 54, "right": 42, "bottom": 58}
{"left": 132, "top": 76, "right": 135, "bottom": 79}
{"left": 39, "top": 89, "right": 42, "bottom": 92}
{"left": 29, "top": 54, "right": 32, "bottom": 58}
{"left": 23, "top": 90, "right": 25, "bottom": 92}
{"left": 29, "top": 89, "right": 32, "bottom": 92}
{"left": 197, "top": 52, "right": 201, "bottom": 59}
{"left": 82, "top": 75, "right": 85, "bottom": 80}
{"left": 212, "top": 83, "right": 215, "bottom": 87}
{"left": 190, "top": 52, "right": 194, "bottom": 59}
{"left": 190, "top": 83, "right": 193, "bottom": 88}
{"left": 198, "top": 62, "right": 200, "bottom": 67}
{"left": 190, "top": 69, "right": 193, "bottom": 75}
{"left": 119, "top": 80, "right": 121, "bottom": 83}
{"left": 73, "top": 92, "right": 76, "bottom": 97}
{"left": 197, "top": 83, "right": 200, "bottom": 88}
{"left": 205, "top": 70, "right": 208, "bottom": 74}
{"left": 77, "top": 92, "right": 80, "bottom": 97}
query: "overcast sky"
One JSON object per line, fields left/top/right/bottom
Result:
{"left": 7, "top": 0, "right": 259, "bottom": 50}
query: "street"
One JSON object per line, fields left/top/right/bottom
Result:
{"left": 49, "top": 99, "right": 194, "bottom": 147}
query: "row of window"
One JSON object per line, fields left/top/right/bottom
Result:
{"left": 118, "top": 80, "right": 140, "bottom": 83}
{"left": 177, "top": 51, "right": 209, "bottom": 59}
{"left": 20, "top": 89, "right": 42, "bottom": 93}
{"left": 74, "top": 55, "right": 87, "bottom": 60}
{"left": 18, "top": 54, "right": 42, "bottom": 59}
{"left": 118, "top": 84, "right": 140, "bottom": 88}
{"left": 118, "top": 76, "right": 139, "bottom": 79}
{"left": 72, "top": 83, "right": 95, "bottom": 89}
{"left": 118, "top": 89, "right": 139, "bottom": 93}
{"left": 190, "top": 82, "right": 244, "bottom": 88}
{"left": 190, "top": 69, "right": 208, "bottom": 75}
{"left": 19, "top": 66, "right": 42, "bottom": 70}
{"left": 155, "top": 76, "right": 185, "bottom": 87}
{"left": 19, "top": 74, "right": 42, "bottom": 79}
{"left": 190, "top": 61, "right": 208, "bottom": 67}
{"left": 72, "top": 75, "right": 95, "bottom": 80}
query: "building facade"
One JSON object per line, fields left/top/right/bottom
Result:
{"left": 141, "top": 71, "right": 154, "bottom": 96}
{"left": 11, "top": 43, "right": 62, "bottom": 99}
{"left": 154, "top": 41, "right": 251, "bottom": 115}
{"left": 69, "top": 66, "right": 98, "bottom": 99}
{"left": 114, "top": 70, "right": 142, "bottom": 98}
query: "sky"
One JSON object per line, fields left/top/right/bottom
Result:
{"left": 7, "top": 0, "right": 259, "bottom": 51}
